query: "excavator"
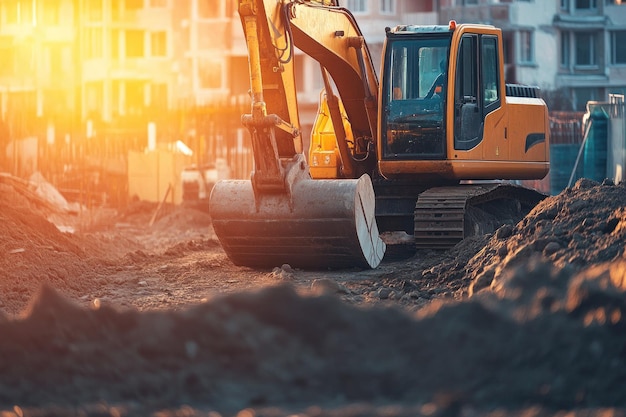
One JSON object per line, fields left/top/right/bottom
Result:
{"left": 209, "top": 0, "right": 550, "bottom": 269}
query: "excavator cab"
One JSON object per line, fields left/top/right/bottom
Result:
{"left": 377, "top": 23, "right": 549, "bottom": 182}
{"left": 382, "top": 34, "right": 450, "bottom": 159}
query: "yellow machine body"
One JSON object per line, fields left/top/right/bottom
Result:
{"left": 210, "top": 1, "right": 550, "bottom": 269}
{"left": 309, "top": 23, "right": 549, "bottom": 183}
{"left": 309, "top": 91, "right": 356, "bottom": 179}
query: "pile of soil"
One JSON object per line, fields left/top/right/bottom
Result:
{"left": 0, "top": 181, "right": 114, "bottom": 315}
{"left": 0, "top": 178, "right": 625, "bottom": 416}
{"left": 407, "top": 178, "right": 626, "bottom": 301}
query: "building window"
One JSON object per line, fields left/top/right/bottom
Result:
{"left": 125, "top": 0, "right": 143, "bottom": 10}
{"left": 111, "top": 29, "right": 119, "bottom": 59}
{"left": 575, "top": 0, "right": 597, "bottom": 9}
{"left": 519, "top": 30, "right": 533, "bottom": 64}
{"left": 84, "top": 28, "right": 103, "bottom": 59}
{"left": 197, "top": 22, "right": 214, "bottom": 49}
{"left": 47, "top": 45, "right": 72, "bottom": 76}
{"left": 611, "top": 31, "right": 626, "bottom": 64}
{"left": 125, "top": 30, "right": 145, "bottom": 58}
{"left": 87, "top": 0, "right": 102, "bottom": 22}
{"left": 198, "top": 58, "right": 222, "bottom": 89}
{"left": 561, "top": 0, "right": 570, "bottom": 10}
{"left": 573, "top": 87, "right": 601, "bottom": 111}
{"left": 5, "top": 0, "right": 34, "bottom": 24}
{"left": 18, "top": 43, "right": 35, "bottom": 70}
{"left": 150, "top": 32, "right": 167, "bottom": 57}
{"left": 560, "top": 31, "right": 570, "bottom": 67}
{"left": 86, "top": 82, "right": 104, "bottom": 115}
{"left": 0, "top": 48, "right": 13, "bottom": 76}
{"left": 150, "top": 83, "right": 168, "bottom": 109}
{"left": 575, "top": 32, "right": 597, "bottom": 66}
{"left": 456, "top": 0, "right": 478, "bottom": 5}
{"left": 198, "top": 1, "right": 222, "bottom": 18}
{"left": 111, "top": 0, "right": 120, "bottom": 19}
{"left": 502, "top": 32, "right": 513, "bottom": 65}
{"left": 22, "top": 0, "right": 33, "bottom": 24}
{"left": 42, "top": 0, "right": 61, "bottom": 25}
{"left": 346, "top": 0, "right": 368, "bottom": 13}
{"left": 4, "top": 1, "right": 18, "bottom": 24}
{"left": 380, "top": 0, "right": 395, "bottom": 14}
{"left": 125, "top": 81, "right": 146, "bottom": 114}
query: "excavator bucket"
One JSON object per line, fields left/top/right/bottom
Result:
{"left": 209, "top": 174, "right": 385, "bottom": 269}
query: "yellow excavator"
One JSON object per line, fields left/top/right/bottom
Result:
{"left": 209, "top": 0, "right": 550, "bottom": 269}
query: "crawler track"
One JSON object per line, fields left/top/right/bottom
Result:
{"left": 414, "top": 183, "right": 546, "bottom": 249}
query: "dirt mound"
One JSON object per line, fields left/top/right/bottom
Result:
{"left": 1, "top": 256, "right": 625, "bottom": 415}
{"left": 464, "top": 179, "right": 626, "bottom": 295}
{"left": 109, "top": 201, "right": 215, "bottom": 252}
{"left": 409, "top": 179, "right": 625, "bottom": 299}
{"left": 0, "top": 198, "right": 116, "bottom": 314}
{"left": 152, "top": 206, "right": 213, "bottom": 232}
{"left": 1, "top": 179, "right": 625, "bottom": 416}
{"left": 0, "top": 191, "right": 220, "bottom": 316}
{"left": 114, "top": 201, "right": 212, "bottom": 232}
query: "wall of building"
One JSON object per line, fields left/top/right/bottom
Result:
{"left": 509, "top": 1, "right": 558, "bottom": 90}
{"left": 2, "top": 0, "right": 625, "bottom": 128}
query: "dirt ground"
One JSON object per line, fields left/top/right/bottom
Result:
{"left": 0, "top": 176, "right": 625, "bottom": 417}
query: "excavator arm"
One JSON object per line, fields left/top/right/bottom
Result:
{"left": 237, "top": 0, "right": 302, "bottom": 199}
{"left": 285, "top": 0, "right": 379, "bottom": 160}
{"left": 238, "top": 0, "right": 379, "bottom": 181}
{"left": 209, "top": 0, "right": 386, "bottom": 269}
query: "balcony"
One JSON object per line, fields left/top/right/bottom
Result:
{"left": 556, "top": 73, "right": 608, "bottom": 89}
{"left": 112, "top": 8, "right": 171, "bottom": 29}
{"left": 553, "top": 14, "right": 607, "bottom": 30}
{"left": 81, "top": 57, "right": 172, "bottom": 82}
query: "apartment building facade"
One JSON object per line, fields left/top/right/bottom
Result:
{"left": 555, "top": 0, "right": 626, "bottom": 110}
{"left": 80, "top": 0, "right": 242, "bottom": 126}
{"left": 0, "top": 0, "right": 78, "bottom": 143}
{"left": 2, "top": 0, "right": 624, "bottom": 143}
{"left": 332, "top": 0, "right": 626, "bottom": 112}
{"left": 80, "top": 0, "right": 173, "bottom": 128}
{"left": 438, "top": 0, "right": 626, "bottom": 111}
{"left": 0, "top": 0, "right": 242, "bottom": 144}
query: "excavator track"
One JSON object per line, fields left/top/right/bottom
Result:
{"left": 413, "top": 183, "right": 546, "bottom": 249}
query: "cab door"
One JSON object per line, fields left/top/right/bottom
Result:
{"left": 453, "top": 33, "right": 502, "bottom": 152}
